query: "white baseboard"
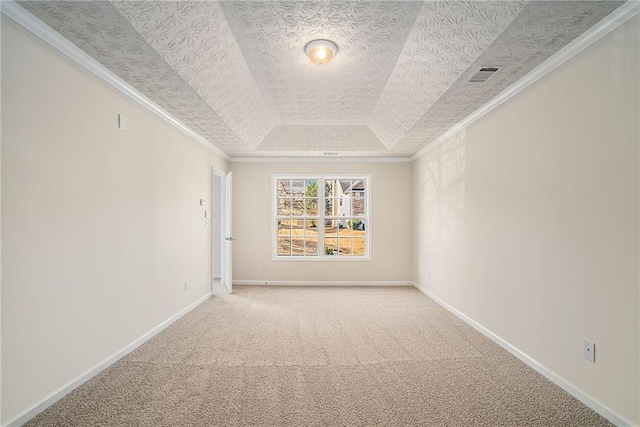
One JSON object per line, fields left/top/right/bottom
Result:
{"left": 234, "top": 280, "right": 412, "bottom": 287}
{"left": 411, "top": 282, "right": 635, "bottom": 427}
{"left": 4, "top": 292, "right": 213, "bottom": 427}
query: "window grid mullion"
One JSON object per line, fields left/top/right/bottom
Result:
{"left": 318, "top": 178, "right": 325, "bottom": 257}
{"left": 275, "top": 176, "right": 367, "bottom": 259}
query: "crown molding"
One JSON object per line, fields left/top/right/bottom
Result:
{"left": 0, "top": 0, "right": 231, "bottom": 162}
{"left": 230, "top": 156, "right": 412, "bottom": 163}
{"left": 411, "top": 0, "right": 640, "bottom": 162}
{"left": 4, "top": 0, "right": 637, "bottom": 165}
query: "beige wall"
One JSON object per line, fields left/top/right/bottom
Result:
{"left": 231, "top": 162, "right": 412, "bottom": 282}
{"left": 1, "top": 17, "right": 227, "bottom": 424}
{"left": 413, "top": 16, "right": 640, "bottom": 424}
{"left": 3, "top": 4, "right": 638, "bottom": 426}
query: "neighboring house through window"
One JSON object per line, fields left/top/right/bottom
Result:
{"left": 273, "top": 175, "right": 370, "bottom": 259}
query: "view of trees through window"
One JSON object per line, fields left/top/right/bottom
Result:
{"left": 275, "top": 177, "right": 368, "bottom": 258}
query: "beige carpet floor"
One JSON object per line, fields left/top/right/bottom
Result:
{"left": 26, "top": 286, "right": 612, "bottom": 426}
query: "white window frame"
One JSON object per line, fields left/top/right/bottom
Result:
{"left": 272, "top": 174, "right": 371, "bottom": 261}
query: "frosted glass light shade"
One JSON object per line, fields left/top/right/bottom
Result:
{"left": 305, "top": 40, "right": 338, "bottom": 65}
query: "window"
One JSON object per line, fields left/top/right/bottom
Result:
{"left": 273, "top": 175, "right": 370, "bottom": 260}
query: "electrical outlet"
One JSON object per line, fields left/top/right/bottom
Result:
{"left": 583, "top": 340, "right": 595, "bottom": 363}
{"left": 184, "top": 280, "right": 189, "bottom": 291}
{"left": 263, "top": 262, "right": 269, "bottom": 270}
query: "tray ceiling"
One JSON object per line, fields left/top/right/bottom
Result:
{"left": 18, "top": 1, "right": 624, "bottom": 158}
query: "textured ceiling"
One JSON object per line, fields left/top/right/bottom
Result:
{"left": 18, "top": 1, "right": 624, "bottom": 158}
{"left": 218, "top": 1, "right": 422, "bottom": 126}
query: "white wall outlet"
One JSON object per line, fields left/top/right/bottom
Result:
{"left": 200, "top": 199, "right": 205, "bottom": 206}
{"left": 583, "top": 340, "right": 595, "bottom": 362}
{"left": 263, "top": 262, "right": 269, "bottom": 270}
{"left": 184, "top": 280, "right": 189, "bottom": 291}
{"left": 118, "top": 113, "right": 126, "bottom": 130}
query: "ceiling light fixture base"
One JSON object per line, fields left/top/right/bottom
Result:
{"left": 305, "top": 39, "right": 338, "bottom": 65}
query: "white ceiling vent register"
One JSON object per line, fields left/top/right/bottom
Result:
{"left": 469, "top": 67, "right": 500, "bottom": 83}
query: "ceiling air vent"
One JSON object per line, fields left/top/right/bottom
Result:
{"left": 323, "top": 152, "right": 339, "bottom": 156}
{"left": 469, "top": 67, "right": 500, "bottom": 83}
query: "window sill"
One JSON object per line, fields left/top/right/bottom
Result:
{"left": 271, "top": 256, "right": 371, "bottom": 262}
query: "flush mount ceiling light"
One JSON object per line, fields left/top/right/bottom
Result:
{"left": 305, "top": 39, "right": 338, "bottom": 65}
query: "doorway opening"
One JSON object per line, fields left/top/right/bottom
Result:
{"left": 212, "top": 168, "right": 232, "bottom": 294}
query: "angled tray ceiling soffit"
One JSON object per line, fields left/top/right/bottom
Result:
{"left": 18, "top": 0, "right": 251, "bottom": 156}
{"left": 392, "top": 0, "right": 625, "bottom": 155}
{"left": 17, "top": 1, "right": 625, "bottom": 157}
